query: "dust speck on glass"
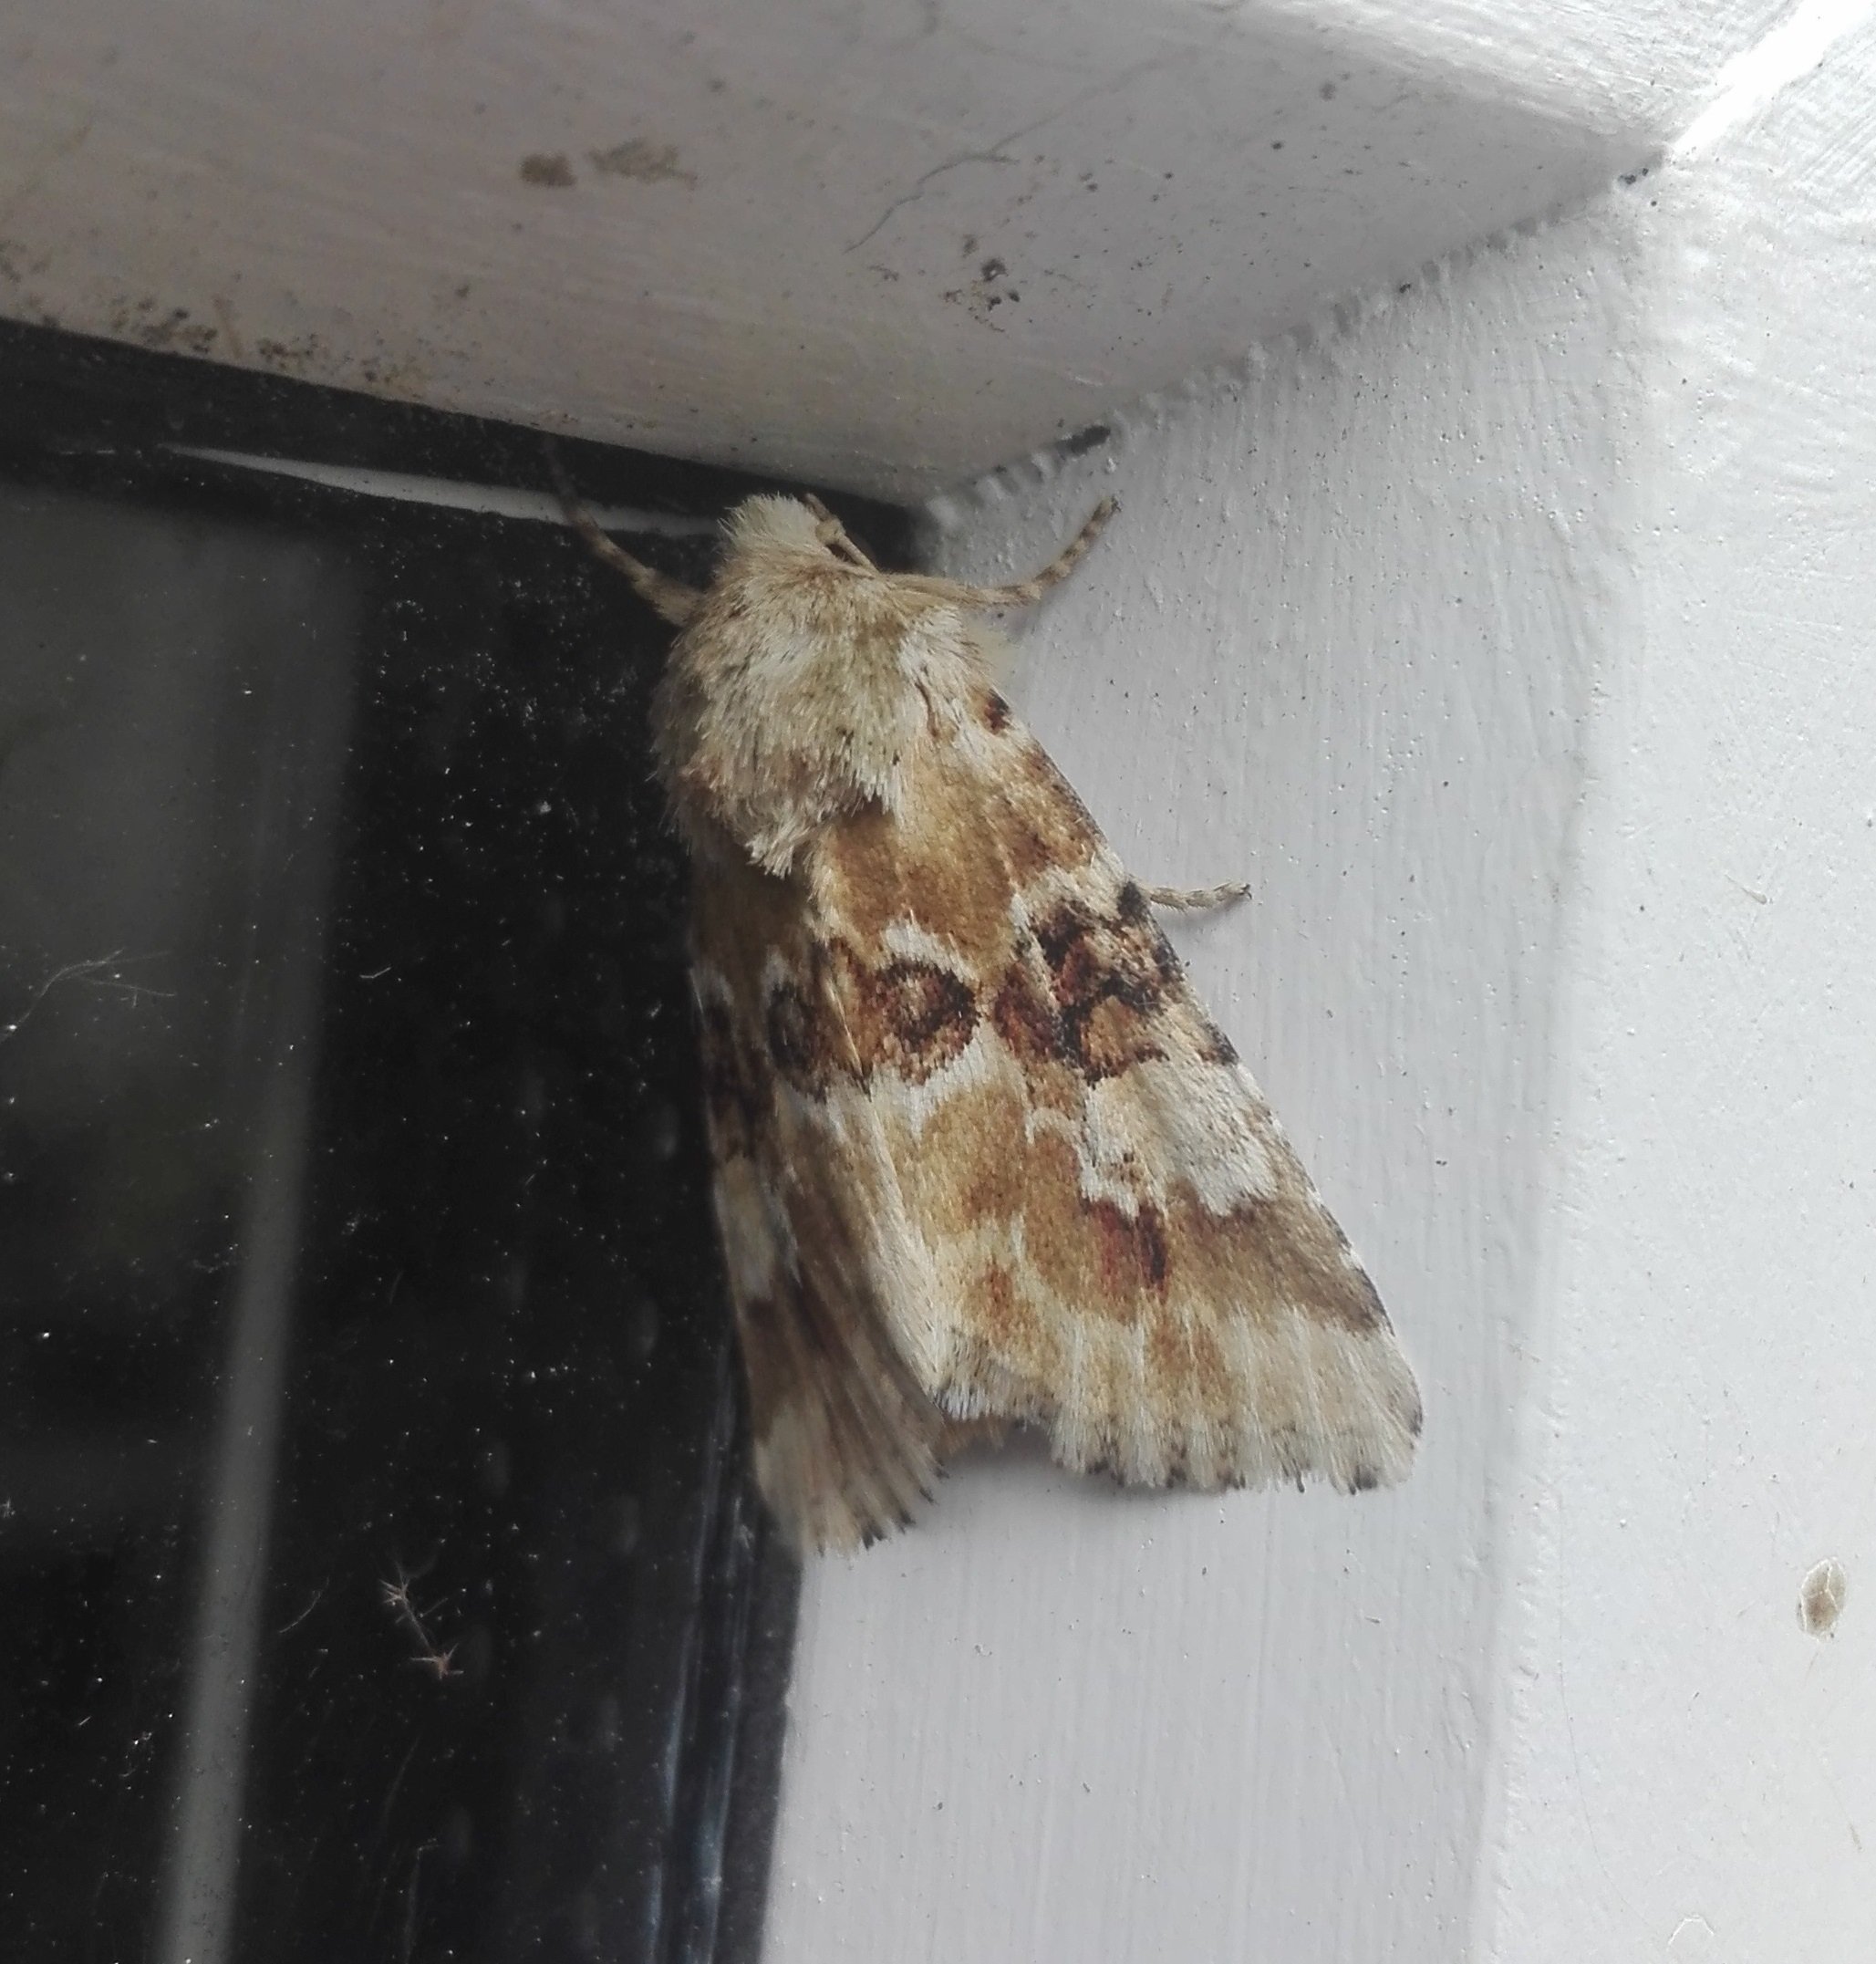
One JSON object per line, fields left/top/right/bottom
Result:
{"left": 0, "top": 320, "right": 903, "bottom": 1963}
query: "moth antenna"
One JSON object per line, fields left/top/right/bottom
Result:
{"left": 890, "top": 496, "right": 1118, "bottom": 609}
{"left": 544, "top": 445, "right": 704, "bottom": 628}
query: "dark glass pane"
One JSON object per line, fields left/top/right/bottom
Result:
{"left": 0, "top": 324, "right": 886, "bottom": 1963}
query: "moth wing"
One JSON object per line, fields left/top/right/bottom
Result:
{"left": 690, "top": 843, "right": 953, "bottom": 1554}
{"left": 809, "top": 688, "right": 1423, "bottom": 1495}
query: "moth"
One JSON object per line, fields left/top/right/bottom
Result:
{"left": 560, "top": 479, "right": 1422, "bottom": 1554}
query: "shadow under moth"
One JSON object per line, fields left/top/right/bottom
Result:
{"left": 561, "top": 480, "right": 1421, "bottom": 1554}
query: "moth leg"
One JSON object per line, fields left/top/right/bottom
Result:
{"left": 803, "top": 494, "right": 880, "bottom": 570}
{"left": 544, "top": 450, "right": 706, "bottom": 627}
{"left": 1139, "top": 878, "right": 1250, "bottom": 911}
{"left": 889, "top": 497, "right": 1119, "bottom": 610}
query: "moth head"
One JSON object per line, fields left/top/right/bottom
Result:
{"left": 723, "top": 494, "right": 839, "bottom": 560}
{"left": 657, "top": 494, "right": 937, "bottom": 875}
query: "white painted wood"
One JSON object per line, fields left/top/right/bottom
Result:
{"left": 767, "top": 18, "right": 1876, "bottom": 1959}
{"left": 0, "top": 0, "right": 1779, "bottom": 498}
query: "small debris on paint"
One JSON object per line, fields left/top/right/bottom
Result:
{"left": 519, "top": 152, "right": 575, "bottom": 188}
{"left": 1799, "top": 1557, "right": 1847, "bottom": 1637}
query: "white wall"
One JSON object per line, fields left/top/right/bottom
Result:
{"left": 765, "top": 22, "right": 1876, "bottom": 1962}
{"left": 1483, "top": 25, "right": 1876, "bottom": 1961}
